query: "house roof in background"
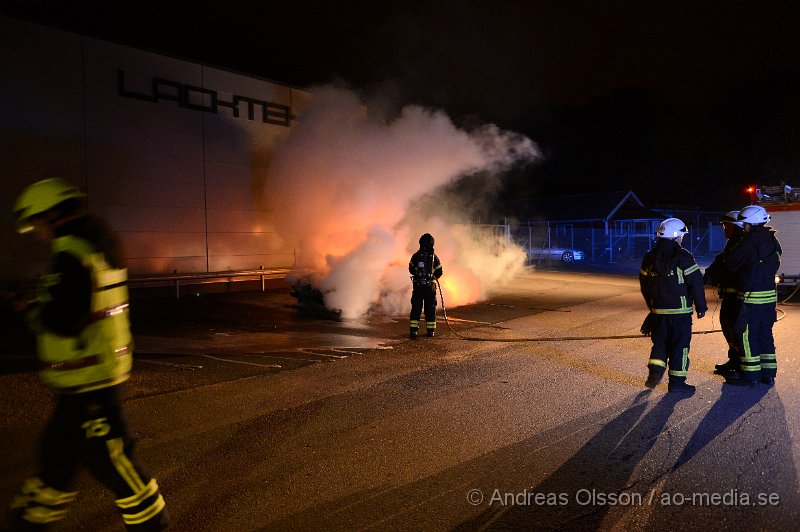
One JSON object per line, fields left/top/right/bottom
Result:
{"left": 517, "top": 190, "right": 666, "bottom": 222}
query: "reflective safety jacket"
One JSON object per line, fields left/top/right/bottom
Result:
{"left": 640, "top": 239, "right": 708, "bottom": 315}
{"left": 703, "top": 229, "right": 744, "bottom": 296}
{"left": 724, "top": 225, "right": 781, "bottom": 304}
{"left": 34, "top": 234, "right": 132, "bottom": 393}
{"left": 409, "top": 249, "right": 443, "bottom": 286}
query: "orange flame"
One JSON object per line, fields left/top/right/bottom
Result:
{"left": 438, "top": 270, "right": 482, "bottom": 308}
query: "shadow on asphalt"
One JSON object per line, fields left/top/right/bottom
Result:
{"left": 457, "top": 389, "right": 683, "bottom": 530}
{"left": 264, "top": 384, "right": 798, "bottom": 530}
{"left": 671, "top": 381, "right": 769, "bottom": 471}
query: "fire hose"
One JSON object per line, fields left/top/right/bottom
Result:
{"left": 436, "top": 282, "right": 786, "bottom": 343}
{"left": 780, "top": 283, "right": 800, "bottom": 305}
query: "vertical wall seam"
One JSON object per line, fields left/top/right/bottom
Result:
{"left": 201, "top": 65, "right": 210, "bottom": 272}
{"left": 81, "top": 35, "right": 90, "bottom": 212}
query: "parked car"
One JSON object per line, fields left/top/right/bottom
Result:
{"left": 527, "top": 246, "right": 585, "bottom": 264}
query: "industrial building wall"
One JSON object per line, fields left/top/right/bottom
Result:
{"left": 0, "top": 15, "right": 311, "bottom": 279}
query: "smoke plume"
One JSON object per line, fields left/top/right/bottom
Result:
{"left": 266, "top": 86, "right": 538, "bottom": 319}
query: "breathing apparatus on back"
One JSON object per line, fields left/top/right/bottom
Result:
{"left": 413, "top": 233, "right": 436, "bottom": 286}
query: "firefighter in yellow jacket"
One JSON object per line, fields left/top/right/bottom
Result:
{"left": 7, "top": 178, "right": 168, "bottom": 530}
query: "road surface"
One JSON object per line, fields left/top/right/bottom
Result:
{"left": 1, "top": 270, "right": 798, "bottom": 530}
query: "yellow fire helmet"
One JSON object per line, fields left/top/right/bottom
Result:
{"left": 13, "top": 177, "right": 85, "bottom": 234}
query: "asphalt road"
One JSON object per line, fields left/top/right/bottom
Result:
{"left": 1, "top": 270, "right": 799, "bottom": 531}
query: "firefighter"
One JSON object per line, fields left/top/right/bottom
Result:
{"left": 408, "top": 233, "right": 443, "bottom": 338}
{"left": 7, "top": 178, "right": 169, "bottom": 530}
{"left": 703, "top": 211, "right": 745, "bottom": 376}
{"left": 640, "top": 218, "right": 707, "bottom": 393}
{"left": 724, "top": 205, "right": 781, "bottom": 386}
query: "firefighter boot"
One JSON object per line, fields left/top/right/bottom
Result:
{"left": 645, "top": 368, "right": 664, "bottom": 389}
{"left": 713, "top": 360, "right": 737, "bottom": 376}
{"left": 8, "top": 477, "right": 77, "bottom": 529}
{"left": 725, "top": 368, "right": 760, "bottom": 387}
{"left": 668, "top": 379, "right": 696, "bottom": 394}
{"left": 725, "top": 374, "right": 759, "bottom": 387}
{"left": 409, "top": 327, "right": 418, "bottom": 340}
{"left": 426, "top": 328, "right": 435, "bottom": 338}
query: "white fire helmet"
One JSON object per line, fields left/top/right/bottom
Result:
{"left": 656, "top": 217, "right": 689, "bottom": 239}
{"left": 721, "top": 210, "right": 744, "bottom": 228}
{"left": 737, "top": 205, "right": 770, "bottom": 225}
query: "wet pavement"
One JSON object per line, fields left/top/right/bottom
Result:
{"left": 119, "top": 272, "right": 637, "bottom": 398}
{"left": 126, "top": 287, "right": 403, "bottom": 396}
{"left": 2, "top": 270, "right": 800, "bottom": 530}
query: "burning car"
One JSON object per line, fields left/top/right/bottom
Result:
{"left": 290, "top": 279, "right": 342, "bottom": 320}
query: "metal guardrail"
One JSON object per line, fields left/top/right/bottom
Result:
{"left": 129, "top": 267, "right": 291, "bottom": 299}
{"left": 2, "top": 268, "right": 292, "bottom": 300}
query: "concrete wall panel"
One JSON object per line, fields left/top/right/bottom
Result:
{"left": 92, "top": 204, "right": 206, "bottom": 234}
{"left": 83, "top": 38, "right": 206, "bottom": 169}
{"left": 0, "top": 15, "right": 310, "bottom": 281}
{"left": 89, "top": 177, "right": 205, "bottom": 209}
{"left": 126, "top": 257, "right": 208, "bottom": 275}
{"left": 208, "top": 254, "right": 294, "bottom": 272}
{"left": 207, "top": 230, "right": 292, "bottom": 271}
{"left": 290, "top": 88, "right": 315, "bottom": 119}
{"left": 121, "top": 231, "right": 206, "bottom": 262}
{"left": 205, "top": 185, "right": 265, "bottom": 212}
{"left": 0, "top": 17, "right": 86, "bottom": 278}
{"left": 206, "top": 209, "right": 270, "bottom": 234}
{"left": 201, "top": 66, "right": 291, "bottom": 166}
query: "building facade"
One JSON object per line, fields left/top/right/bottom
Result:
{"left": 1, "top": 15, "right": 311, "bottom": 279}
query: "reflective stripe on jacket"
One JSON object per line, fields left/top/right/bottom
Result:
{"left": 37, "top": 235, "right": 132, "bottom": 392}
{"left": 639, "top": 239, "right": 707, "bottom": 316}
{"left": 640, "top": 268, "right": 696, "bottom": 315}
{"left": 742, "top": 289, "right": 778, "bottom": 304}
{"left": 724, "top": 225, "right": 781, "bottom": 296}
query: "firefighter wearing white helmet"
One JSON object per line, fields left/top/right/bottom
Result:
{"left": 722, "top": 204, "right": 782, "bottom": 386}
{"left": 8, "top": 178, "right": 169, "bottom": 529}
{"left": 639, "top": 217, "right": 707, "bottom": 393}
{"left": 703, "top": 211, "right": 746, "bottom": 376}
{"left": 655, "top": 217, "right": 689, "bottom": 239}
{"left": 737, "top": 204, "right": 770, "bottom": 225}
{"left": 721, "top": 210, "right": 744, "bottom": 228}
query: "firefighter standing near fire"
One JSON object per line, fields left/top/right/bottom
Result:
{"left": 703, "top": 211, "right": 745, "bottom": 376}
{"left": 640, "top": 218, "right": 707, "bottom": 393}
{"left": 723, "top": 205, "right": 782, "bottom": 386}
{"left": 7, "top": 178, "right": 169, "bottom": 530}
{"left": 409, "top": 233, "right": 443, "bottom": 338}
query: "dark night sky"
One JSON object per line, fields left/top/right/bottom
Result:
{"left": 3, "top": 1, "right": 800, "bottom": 211}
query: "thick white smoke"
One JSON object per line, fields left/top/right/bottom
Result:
{"left": 266, "top": 86, "right": 538, "bottom": 319}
